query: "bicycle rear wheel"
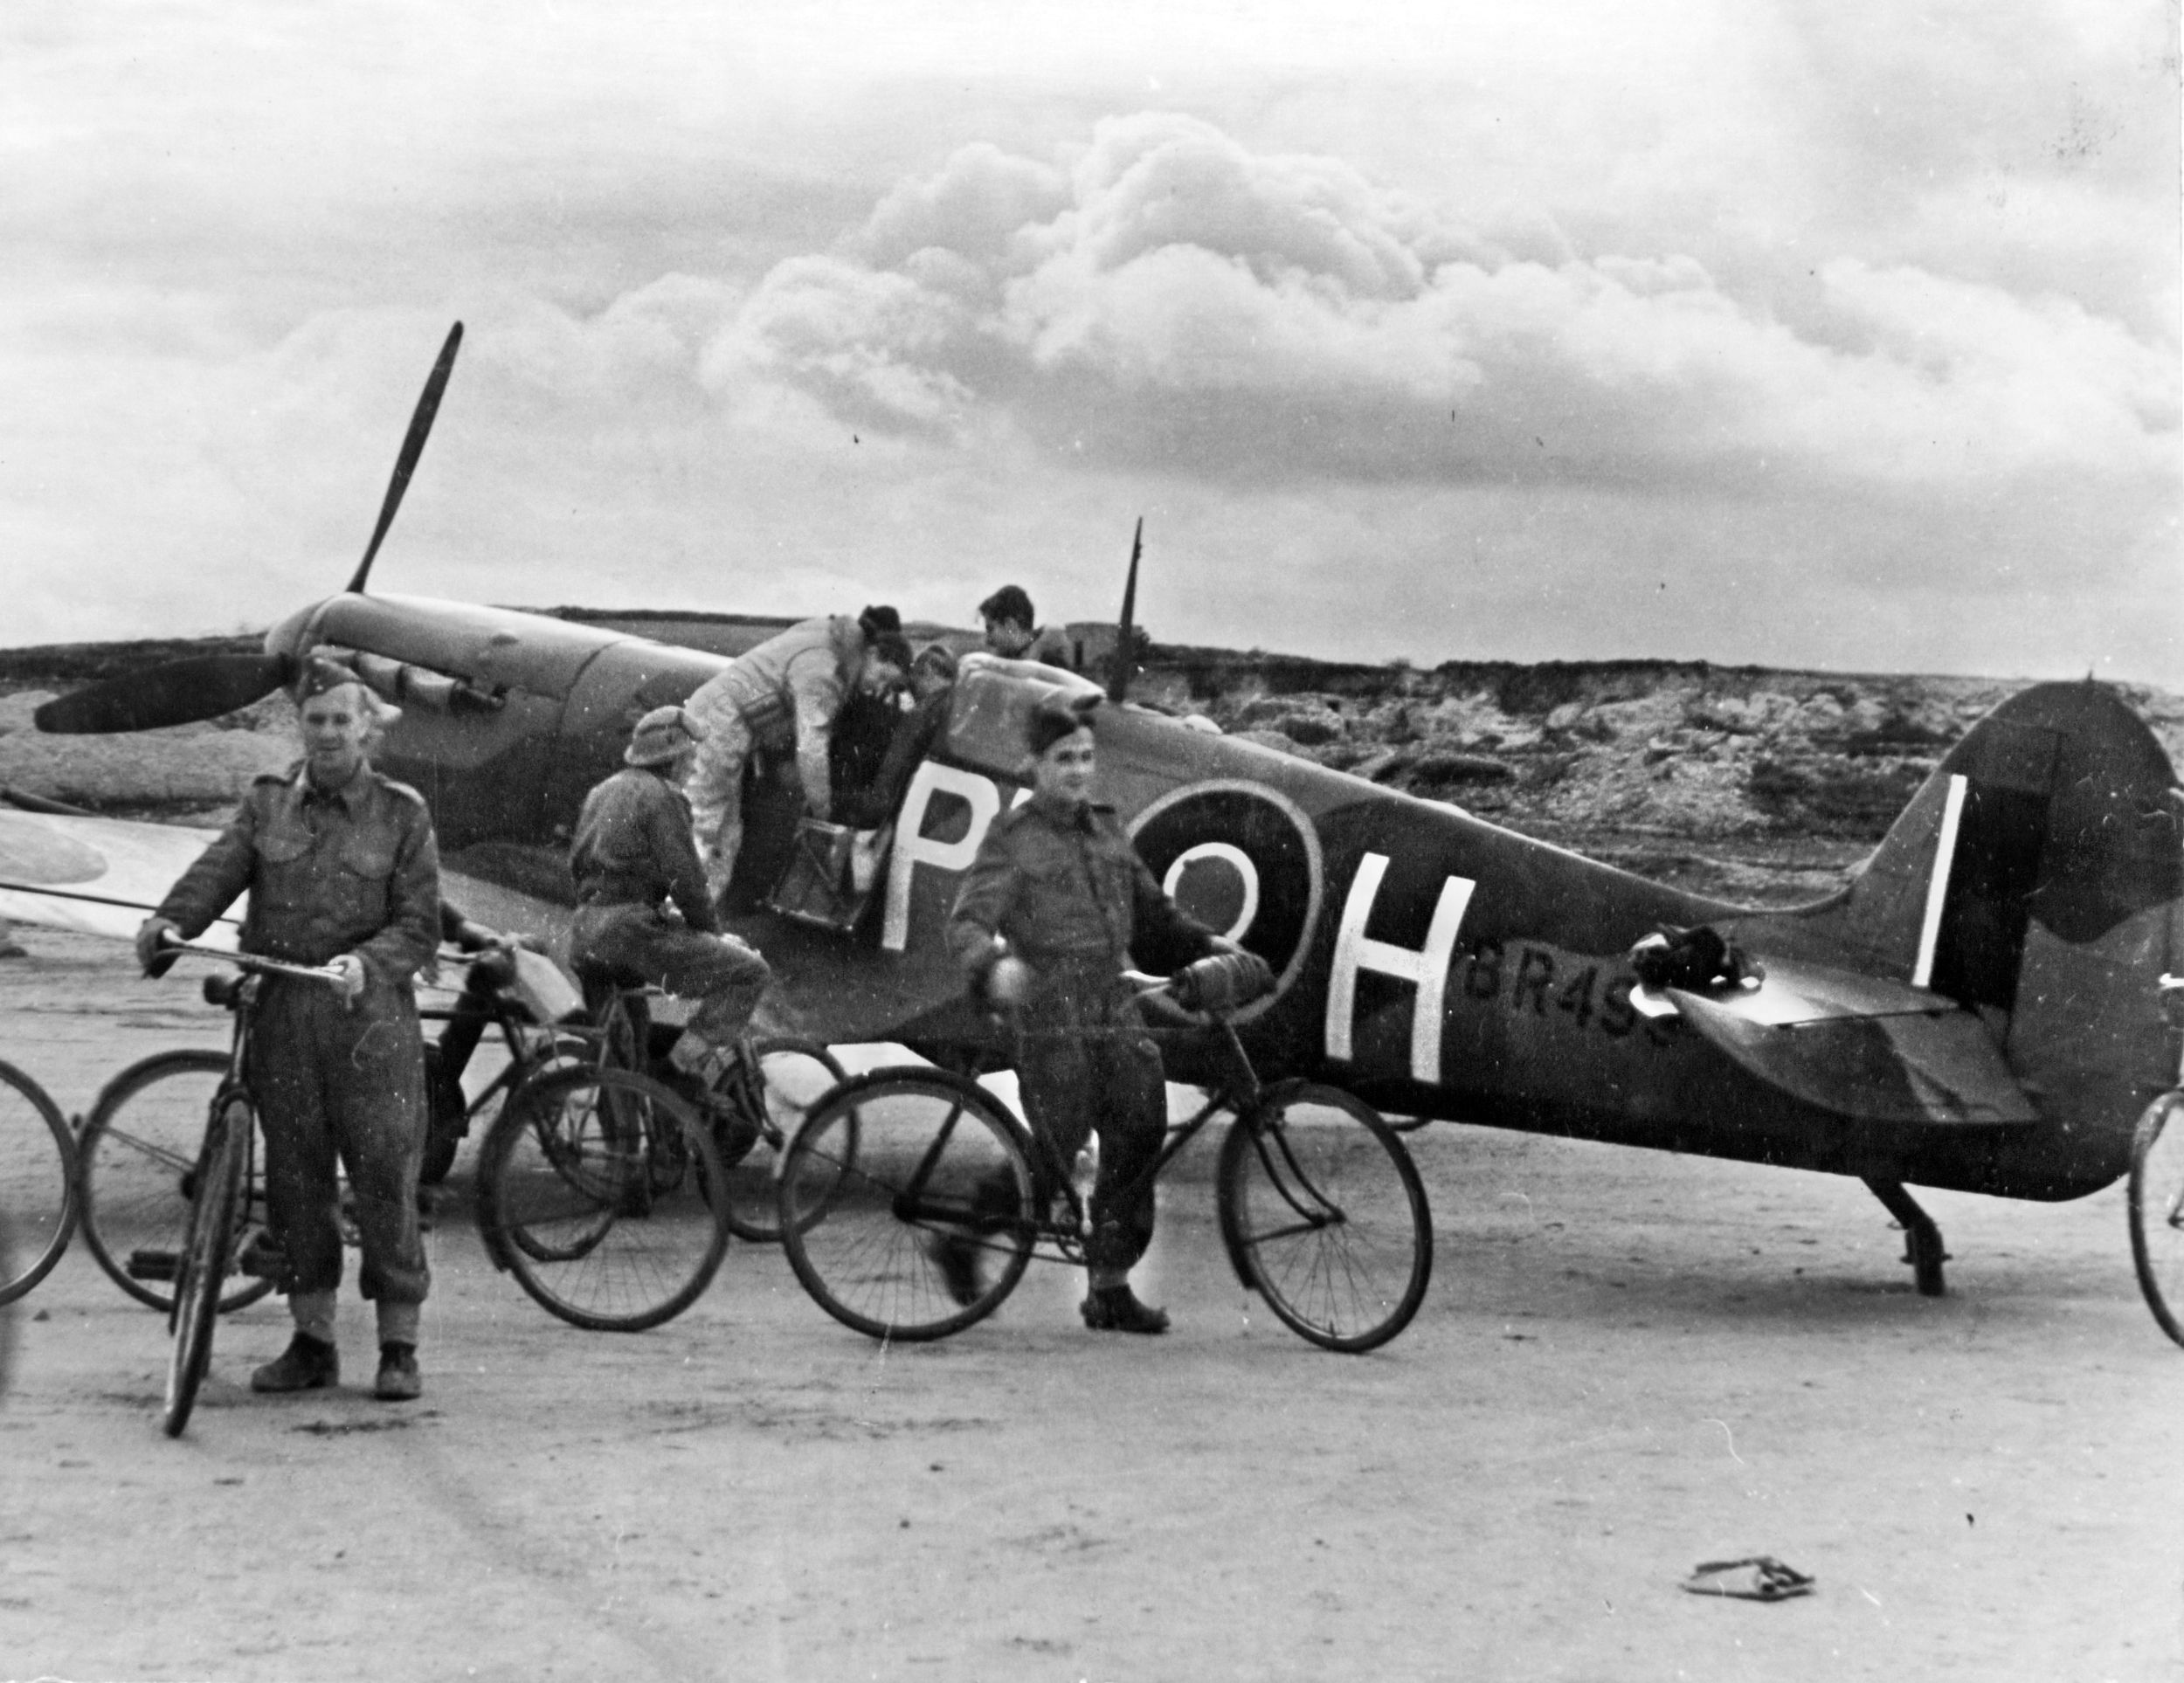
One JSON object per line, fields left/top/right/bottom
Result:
{"left": 778, "top": 1069, "right": 1037, "bottom": 1342}
{"left": 163, "top": 1098, "right": 250, "bottom": 1438}
{"left": 0, "top": 1059, "right": 77, "bottom": 1306}
{"left": 78, "top": 1050, "right": 273, "bottom": 1314}
{"left": 478, "top": 1065, "right": 729, "bottom": 1332}
{"left": 713, "top": 1038, "right": 848, "bottom": 1242}
{"left": 1219, "top": 1081, "right": 1432, "bottom": 1353}
{"left": 2128, "top": 1090, "right": 2184, "bottom": 1349}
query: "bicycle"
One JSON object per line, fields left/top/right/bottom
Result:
{"left": 776, "top": 959, "right": 1434, "bottom": 1353}
{"left": 2127, "top": 972, "right": 2184, "bottom": 1348}
{"left": 547, "top": 962, "right": 847, "bottom": 1243}
{"left": 129, "top": 942, "right": 346, "bottom": 1437}
{"left": 80, "top": 935, "right": 821, "bottom": 1332}
{"left": 0, "top": 1057, "right": 77, "bottom": 1306}
{"left": 73, "top": 940, "right": 555, "bottom": 1317}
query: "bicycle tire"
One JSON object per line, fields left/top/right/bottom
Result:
{"left": 714, "top": 1038, "right": 849, "bottom": 1242}
{"left": 477, "top": 1064, "right": 729, "bottom": 1332}
{"left": 778, "top": 1068, "right": 1037, "bottom": 1342}
{"left": 78, "top": 1050, "right": 273, "bottom": 1314}
{"left": 1218, "top": 1080, "right": 1432, "bottom": 1353}
{"left": 2128, "top": 1090, "right": 2184, "bottom": 1349}
{"left": 163, "top": 1097, "right": 250, "bottom": 1437}
{"left": 420, "top": 1027, "right": 588, "bottom": 1186}
{"left": 0, "top": 1059, "right": 78, "bottom": 1306}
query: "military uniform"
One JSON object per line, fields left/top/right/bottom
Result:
{"left": 569, "top": 763, "right": 770, "bottom": 1066}
{"left": 947, "top": 794, "right": 1218, "bottom": 1275}
{"left": 154, "top": 762, "right": 440, "bottom": 1319}
{"left": 681, "top": 615, "right": 867, "bottom": 899}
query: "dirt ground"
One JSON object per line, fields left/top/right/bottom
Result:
{"left": 2, "top": 925, "right": 2178, "bottom": 1683}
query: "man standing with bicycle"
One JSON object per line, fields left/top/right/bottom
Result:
{"left": 135, "top": 655, "right": 440, "bottom": 1402}
{"left": 945, "top": 693, "right": 1231, "bottom": 1334}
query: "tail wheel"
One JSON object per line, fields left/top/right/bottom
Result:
{"left": 2128, "top": 1091, "right": 2184, "bottom": 1349}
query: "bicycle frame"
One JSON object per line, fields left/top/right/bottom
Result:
{"left": 943, "top": 986, "right": 1270, "bottom": 1268}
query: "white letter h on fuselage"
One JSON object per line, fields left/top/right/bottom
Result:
{"left": 1324, "top": 852, "right": 1475, "bottom": 1085}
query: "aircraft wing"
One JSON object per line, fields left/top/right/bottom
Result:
{"left": 0, "top": 807, "right": 575, "bottom": 985}
{"left": 1655, "top": 955, "right": 2039, "bottom": 1128}
{"left": 0, "top": 806, "right": 239, "bottom": 947}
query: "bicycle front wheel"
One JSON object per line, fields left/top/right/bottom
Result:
{"left": 714, "top": 1038, "right": 849, "bottom": 1242}
{"left": 79, "top": 1050, "right": 273, "bottom": 1314}
{"left": 778, "top": 1070, "right": 1036, "bottom": 1342}
{"left": 2129, "top": 1090, "right": 2184, "bottom": 1349}
{"left": 163, "top": 1098, "right": 250, "bottom": 1438}
{"left": 478, "top": 1065, "right": 729, "bottom": 1332}
{"left": 1219, "top": 1081, "right": 1433, "bottom": 1353}
{"left": 0, "top": 1060, "right": 77, "bottom": 1306}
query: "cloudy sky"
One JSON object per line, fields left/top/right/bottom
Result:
{"left": 3, "top": 2, "right": 2176, "bottom": 680}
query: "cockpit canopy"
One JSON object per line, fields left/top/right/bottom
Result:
{"left": 943, "top": 652, "right": 1103, "bottom": 777}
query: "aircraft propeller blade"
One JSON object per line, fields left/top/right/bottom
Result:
{"left": 31, "top": 652, "right": 297, "bottom": 735}
{"left": 1108, "top": 516, "right": 1143, "bottom": 705}
{"left": 345, "top": 321, "right": 464, "bottom": 596}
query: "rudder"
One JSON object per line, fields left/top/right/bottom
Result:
{"left": 1801, "top": 681, "right": 2181, "bottom": 1191}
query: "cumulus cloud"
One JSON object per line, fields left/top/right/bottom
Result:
{"left": 711, "top": 111, "right": 2177, "bottom": 497}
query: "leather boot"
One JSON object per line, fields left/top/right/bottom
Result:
{"left": 374, "top": 1342, "right": 422, "bottom": 1402}
{"left": 251, "top": 1332, "right": 340, "bottom": 1393}
{"left": 1081, "top": 1285, "right": 1170, "bottom": 1335}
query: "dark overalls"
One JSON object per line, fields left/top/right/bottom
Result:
{"left": 156, "top": 763, "right": 440, "bottom": 1314}
{"left": 947, "top": 796, "right": 1217, "bottom": 1274}
{"left": 567, "top": 765, "right": 770, "bottom": 1058}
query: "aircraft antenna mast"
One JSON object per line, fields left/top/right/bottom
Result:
{"left": 1108, "top": 517, "right": 1143, "bottom": 705}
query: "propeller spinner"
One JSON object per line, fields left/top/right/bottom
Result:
{"left": 35, "top": 321, "right": 466, "bottom": 735}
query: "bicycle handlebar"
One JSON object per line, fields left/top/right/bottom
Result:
{"left": 156, "top": 937, "right": 347, "bottom": 987}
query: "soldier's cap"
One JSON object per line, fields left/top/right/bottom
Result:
{"left": 625, "top": 704, "right": 708, "bottom": 767}
{"left": 293, "top": 652, "right": 363, "bottom": 702}
{"left": 1026, "top": 693, "right": 1100, "bottom": 757}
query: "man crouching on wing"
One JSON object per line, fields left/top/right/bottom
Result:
{"left": 135, "top": 655, "right": 439, "bottom": 1403}
{"left": 944, "top": 694, "right": 1232, "bottom": 1335}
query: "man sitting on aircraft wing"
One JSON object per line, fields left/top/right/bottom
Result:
{"left": 978, "top": 583, "right": 1075, "bottom": 671}
{"left": 569, "top": 706, "right": 772, "bottom": 1098}
{"left": 135, "top": 654, "right": 440, "bottom": 1404}
{"left": 681, "top": 604, "right": 914, "bottom": 907}
{"left": 943, "top": 693, "right": 1235, "bottom": 1335}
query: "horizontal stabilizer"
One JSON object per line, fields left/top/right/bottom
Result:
{"left": 1663, "top": 956, "right": 2037, "bottom": 1128}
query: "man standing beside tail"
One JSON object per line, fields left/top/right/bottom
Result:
{"left": 135, "top": 656, "right": 439, "bottom": 1402}
{"left": 945, "top": 695, "right": 1227, "bottom": 1334}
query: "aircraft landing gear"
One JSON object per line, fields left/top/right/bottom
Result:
{"left": 1864, "top": 1177, "right": 1947, "bottom": 1296}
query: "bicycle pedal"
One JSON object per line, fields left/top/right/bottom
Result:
{"left": 128, "top": 1248, "right": 180, "bottom": 1281}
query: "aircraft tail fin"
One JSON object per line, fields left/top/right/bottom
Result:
{"left": 1796, "top": 681, "right": 2181, "bottom": 1164}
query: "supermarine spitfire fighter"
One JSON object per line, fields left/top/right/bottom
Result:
{"left": 9, "top": 325, "right": 2181, "bottom": 1335}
